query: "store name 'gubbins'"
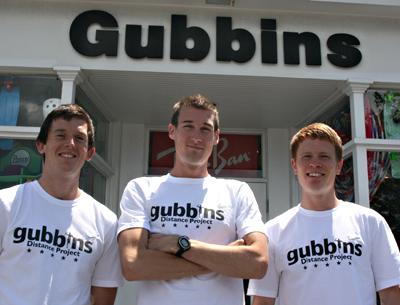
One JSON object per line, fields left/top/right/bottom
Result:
{"left": 70, "top": 10, "right": 362, "bottom": 68}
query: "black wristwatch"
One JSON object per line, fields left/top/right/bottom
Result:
{"left": 176, "top": 235, "right": 191, "bottom": 257}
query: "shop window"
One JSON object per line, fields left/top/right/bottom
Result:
{"left": 0, "top": 75, "right": 61, "bottom": 127}
{"left": 335, "top": 156, "right": 354, "bottom": 203}
{"left": 0, "top": 140, "right": 42, "bottom": 190}
{"left": 318, "top": 97, "right": 352, "bottom": 145}
{"left": 75, "top": 87, "right": 109, "bottom": 161}
{"left": 148, "top": 131, "right": 263, "bottom": 178}
{"left": 368, "top": 150, "right": 400, "bottom": 247}
{"left": 79, "top": 161, "right": 107, "bottom": 203}
{"left": 365, "top": 90, "right": 400, "bottom": 140}
{"left": 0, "top": 75, "right": 110, "bottom": 205}
{"left": 0, "top": 138, "right": 107, "bottom": 204}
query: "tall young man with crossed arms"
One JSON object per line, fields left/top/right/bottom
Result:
{"left": 118, "top": 94, "right": 268, "bottom": 305}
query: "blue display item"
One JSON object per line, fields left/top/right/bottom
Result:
{"left": 0, "top": 85, "right": 20, "bottom": 149}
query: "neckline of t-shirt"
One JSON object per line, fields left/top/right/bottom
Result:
{"left": 298, "top": 200, "right": 346, "bottom": 217}
{"left": 165, "top": 173, "right": 214, "bottom": 184}
{"left": 32, "top": 180, "right": 83, "bottom": 207}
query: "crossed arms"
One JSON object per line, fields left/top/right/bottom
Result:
{"left": 118, "top": 228, "right": 268, "bottom": 281}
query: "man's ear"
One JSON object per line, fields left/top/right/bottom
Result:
{"left": 291, "top": 158, "right": 297, "bottom": 175}
{"left": 214, "top": 129, "right": 220, "bottom": 145}
{"left": 168, "top": 123, "right": 176, "bottom": 141}
{"left": 336, "top": 158, "right": 344, "bottom": 175}
{"left": 86, "top": 147, "right": 96, "bottom": 161}
{"left": 36, "top": 141, "right": 45, "bottom": 155}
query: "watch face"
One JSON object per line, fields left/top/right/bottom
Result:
{"left": 180, "top": 239, "right": 189, "bottom": 248}
{"left": 179, "top": 236, "right": 190, "bottom": 250}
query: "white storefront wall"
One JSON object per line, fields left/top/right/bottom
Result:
{"left": 1, "top": 2, "right": 400, "bottom": 80}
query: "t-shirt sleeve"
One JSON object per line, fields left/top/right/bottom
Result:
{"left": 371, "top": 214, "right": 400, "bottom": 291}
{"left": 235, "top": 182, "right": 265, "bottom": 238}
{"left": 117, "top": 179, "right": 150, "bottom": 235}
{"left": 248, "top": 225, "right": 279, "bottom": 298}
{"left": 0, "top": 187, "right": 15, "bottom": 254}
{"left": 0, "top": 197, "right": 7, "bottom": 253}
{"left": 92, "top": 218, "right": 123, "bottom": 288}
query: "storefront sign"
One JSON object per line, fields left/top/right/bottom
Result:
{"left": 70, "top": 10, "right": 362, "bottom": 68}
{"left": 148, "top": 131, "right": 262, "bottom": 177}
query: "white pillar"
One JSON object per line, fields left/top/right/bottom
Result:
{"left": 53, "top": 66, "right": 82, "bottom": 105}
{"left": 343, "top": 81, "right": 371, "bottom": 206}
{"left": 267, "top": 128, "right": 291, "bottom": 218}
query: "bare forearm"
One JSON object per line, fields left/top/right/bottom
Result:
{"left": 118, "top": 228, "right": 210, "bottom": 281}
{"left": 379, "top": 285, "right": 400, "bottom": 305}
{"left": 146, "top": 231, "right": 268, "bottom": 279}
{"left": 91, "top": 287, "right": 117, "bottom": 305}
{"left": 252, "top": 296, "right": 276, "bottom": 305}
{"left": 121, "top": 248, "right": 209, "bottom": 281}
{"left": 182, "top": 239, "right": 267, "bottom": 279}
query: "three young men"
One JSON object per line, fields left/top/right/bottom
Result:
{"left": 2, "top": 98, "right": 398, "bottom": 305}
{"left": 0, "top": 104, "right": 122, "bottom": 305}
{"left": 248, "top": 123, "right": 400, "bottom": 305}
{"left": 118, "top": 94, "right": 268, "bottom": 305}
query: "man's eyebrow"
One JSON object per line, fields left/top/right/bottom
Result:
{"left": 182, "top": 120, "right": 194, "bottom": 124}
{"left": 53, "top": 128, "right": 66, "bottom": 133}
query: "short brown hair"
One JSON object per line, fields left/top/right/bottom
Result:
{"left": 170, "top": 94, "right": 219, "bottom": 131}
{"left": 290, "top": 123, "right": 343, "bottom": 161}
{"left": 37, "top": 104, "right": 95, "bottom": 149}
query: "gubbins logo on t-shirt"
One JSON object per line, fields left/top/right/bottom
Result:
{"left": 13, "top": 225, "right": 93, "bottom": 261}
{"left": 151, "top": 202, "right": 224, "bottom": 228}
{"left": 287, "top": 238, "right": 362, "bottom": 268}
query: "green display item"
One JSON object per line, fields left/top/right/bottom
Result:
{"left": 0, "top": 146, "right": 42, "bottom": 185}
{"left": 389, "top": 152, "right": 400, "bottom": 179}
{"left": 383, "top": 91, "right": 400, "bottom": 178}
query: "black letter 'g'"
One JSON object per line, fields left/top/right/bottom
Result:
{"left": 70, "top": 10, "right": 119, "bottom": 57}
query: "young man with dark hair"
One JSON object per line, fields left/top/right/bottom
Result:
{"left": 248, "top": 122, "right": 400, "bottom": 305}
{"left": 118, "top": 94, "right": 268, "bottom": 305}
{"left": 0, "top": 104, "right": 122, "bottom": 305}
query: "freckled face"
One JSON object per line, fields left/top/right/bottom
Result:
{"left": 291, "top": 138, "right": 343, "bottom": 197}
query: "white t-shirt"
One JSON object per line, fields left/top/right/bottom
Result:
{"left": 248, "top": 201, "right": 400, "bottom": 305}
{"left": 118, "top": 174, "right": 265, "bottom": 305}
{"left": 0, "top": 181, "right": 123, "bottom": 305}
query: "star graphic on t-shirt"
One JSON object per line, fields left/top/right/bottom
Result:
{"left": 74, "top": 258, "right": 78, "bottom": 262}
{"left": 348, "top": 262, "right": 352, "bottom": 265}
{"left": 62, "top": 256, "right": 66, "bottom": 260}
{"left": 337, "top": 261, "right": 341, "bottom": 265}
{"left": 40, "top": 250, "right": 44, "bottom": 254}
{"left": 196, "top": 225, "right": 200, "bottom": 229}
{"left": 162, "top": 224, "right": 165, "bottom": 227}
{"left": 27, "top": 248, "right": 31, "bottom": 253}
{"left": 325, "top": 263, "right": 329, "bottom": 267}
{"left": 51, "top": 254, "right": 54, "bottom": 257}
{"left": 185, "top": 225, "right": 188, "bottom": 228}
{"left": 207, "top": 226, "right": 211, "bottom": 230}
{"left": 314, "top": 264, "right": 318, "bottom": 268}
{"left": 303, "top": 266, "right": 307, "bottom": 270}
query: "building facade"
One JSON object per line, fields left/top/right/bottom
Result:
{"left": 1, "top": 0, "right": 400, "bottom": 303}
